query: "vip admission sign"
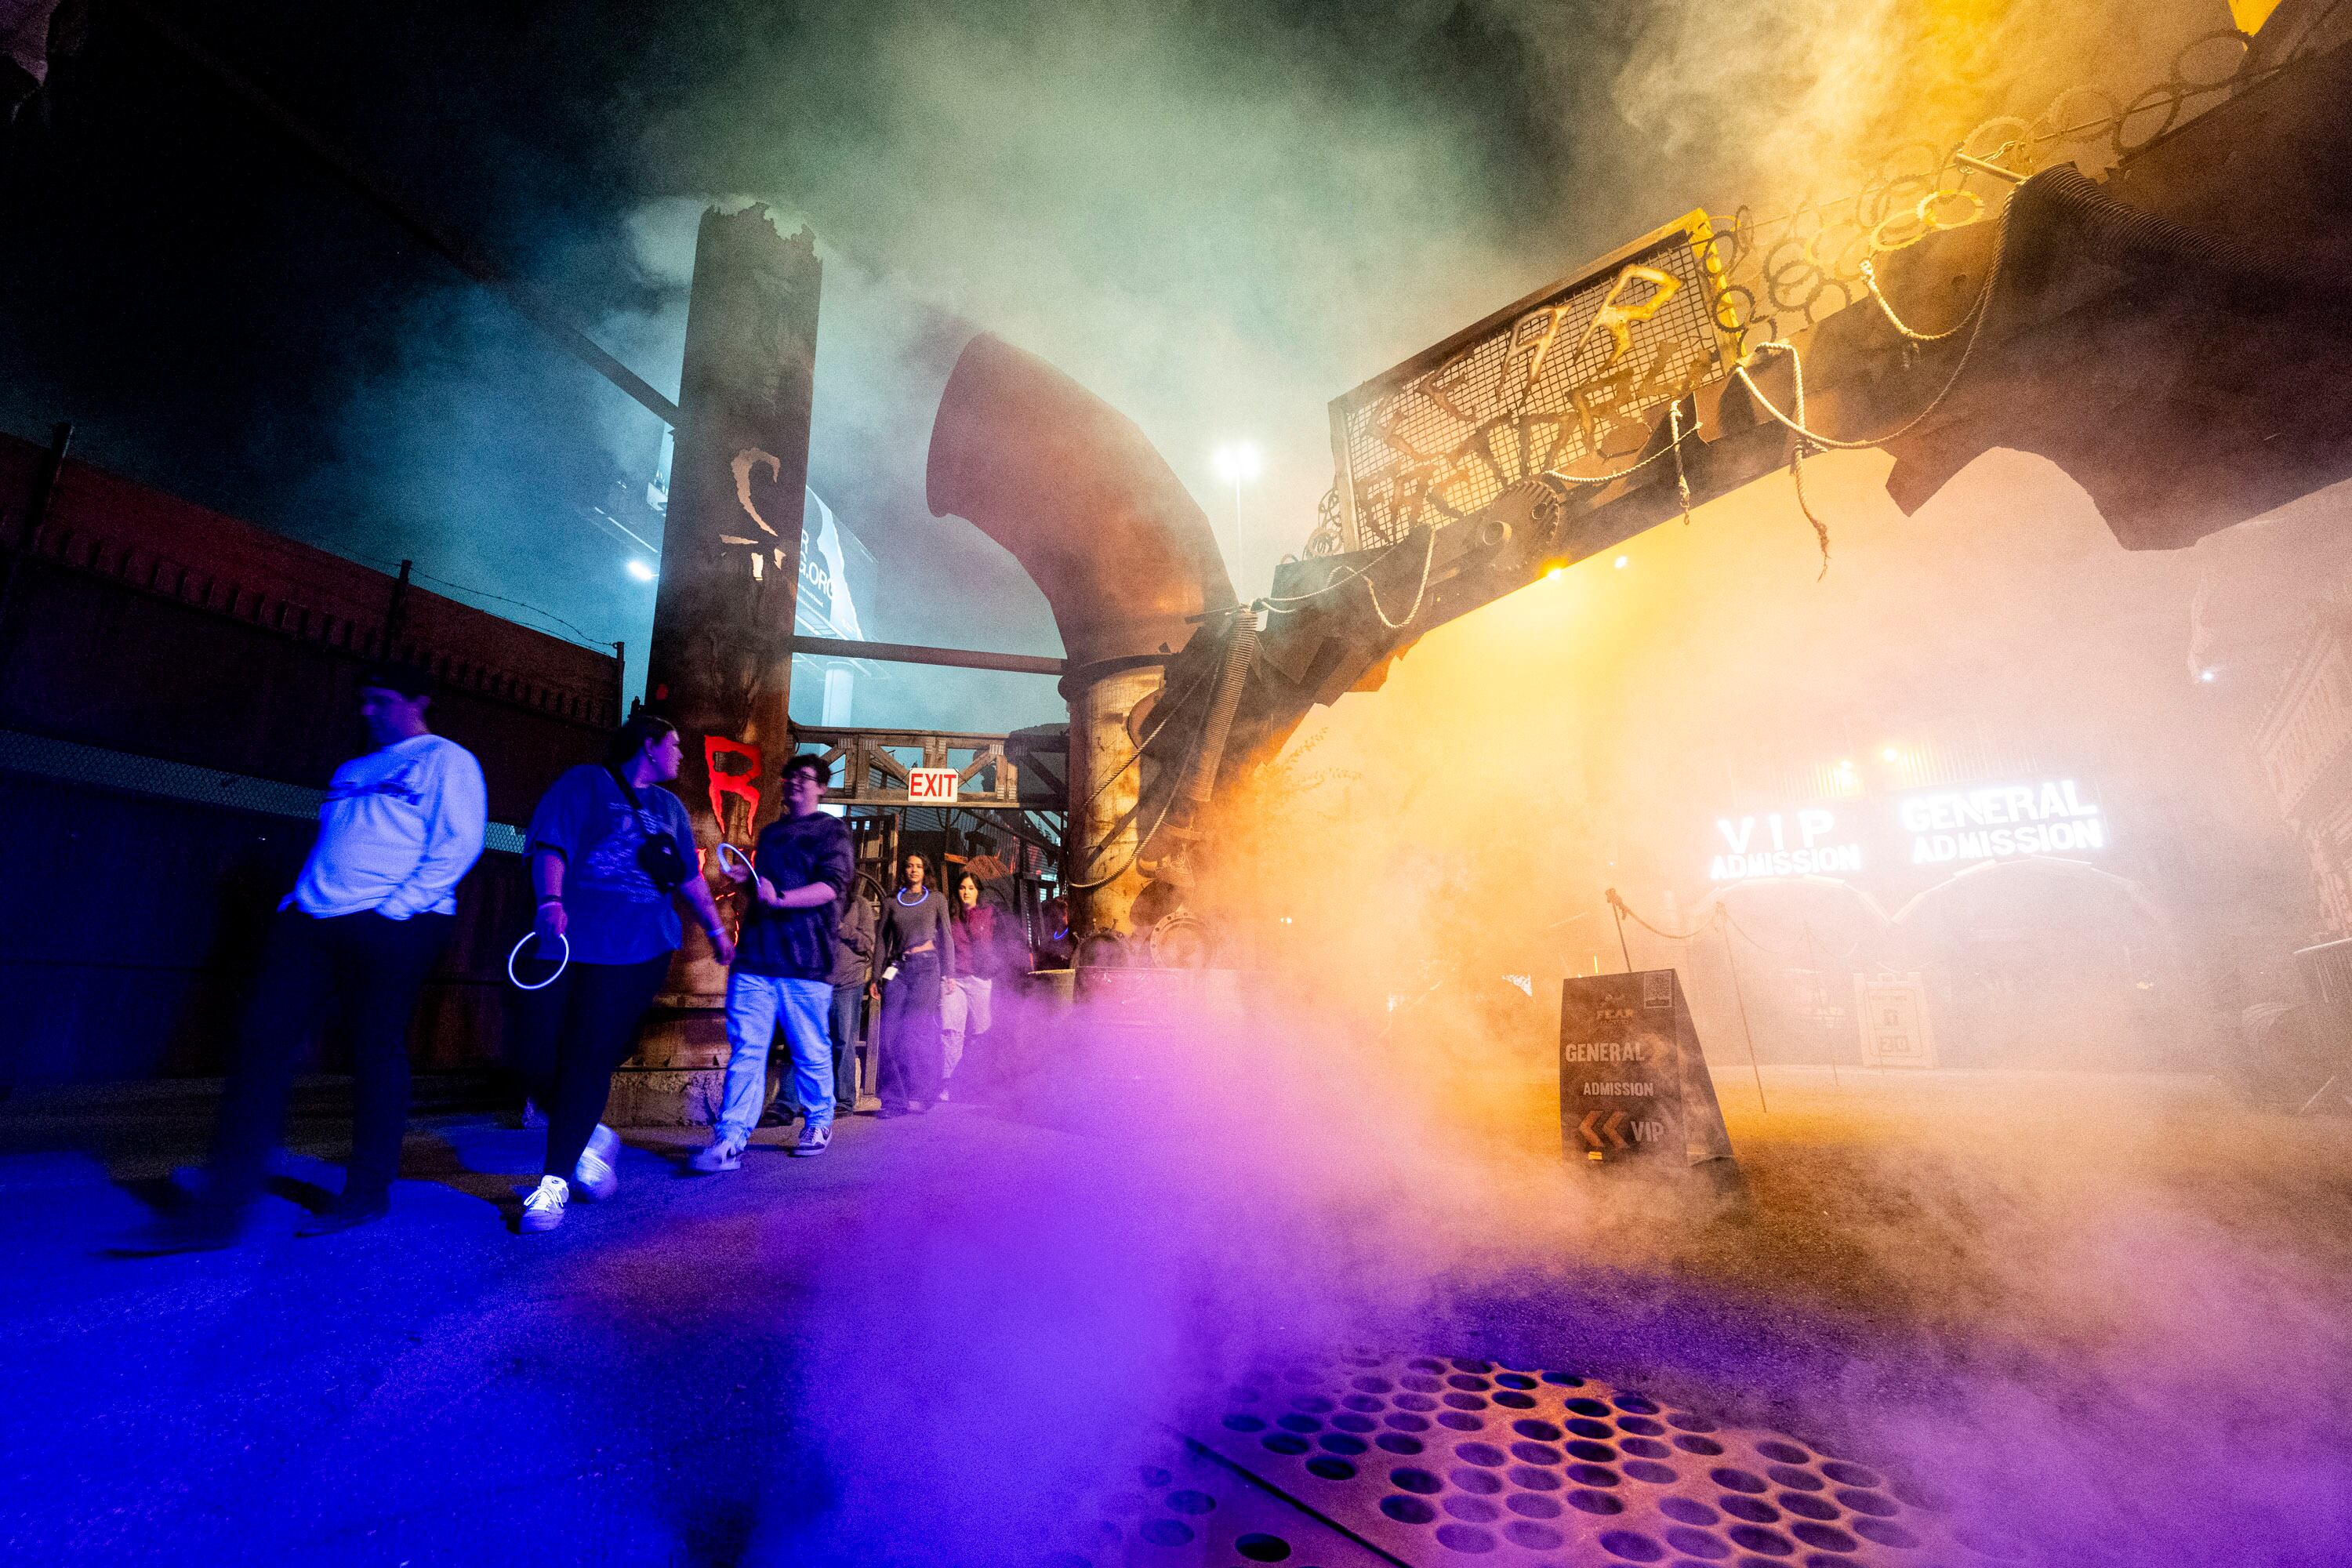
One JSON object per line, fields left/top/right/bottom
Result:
{"left": 1559, "top": 968, "right": 1734, "bottom": 1168}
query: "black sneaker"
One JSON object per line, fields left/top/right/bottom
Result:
{"left": 295, "top": 1192, "right": 390, "bottom": 1238}
{"left": 109, "top": 1211, "right": 241, "bottom": 1258}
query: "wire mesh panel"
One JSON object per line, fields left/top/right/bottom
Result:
{"left": 1193, "top": 1349, "right": 2001, "bottom": 1566}
{"left": 1330, "top": 213, "right": 1737, "bottom": 552}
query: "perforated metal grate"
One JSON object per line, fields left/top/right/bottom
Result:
{"left": 1163, "top": 1349, "right": 2007, "bottom": 1566}
{"left": 1332, "top": 216, "right": 1733, "bottom": 551}
{"left": 1048, "top": 1439, "right": 1393, "bottom": 1568}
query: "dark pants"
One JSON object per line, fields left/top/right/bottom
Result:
{"left": 829, "top": 982, "right": 863, "bottom": 1105}
{"left": 875, "top": 953, "right": 943, "bottom": 1109}
{"left": 781, "top": 983, "right": 866, "bottom": 1117}
{"left": 506, "top": 953, "right": 670, "bottom": 1183}
{"left": 205, "top": 906, "right": 452, "bottom": 1214}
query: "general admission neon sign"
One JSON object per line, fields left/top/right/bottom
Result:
{"left": 1708, "top": 779, "right": 2107, "bottom": 882}
{"left": 1898, "top": 779, "right": 2106, "bottom": 866}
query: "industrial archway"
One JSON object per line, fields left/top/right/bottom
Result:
{"left": 1891, "top": 855, "right": 2181, "bottom": 1071}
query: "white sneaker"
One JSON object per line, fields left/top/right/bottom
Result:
{"left": 689, "top": 1138, "right": 742, "bottom": 1174}
{"left": 521, "top": 1174, "right": 569, "bottom": 1232}
{"left": 573, "top": 1124, "right": 619, "bottom": 1200}
{"left": 792, "top": 1121, "right": 831, "bottom": 1157}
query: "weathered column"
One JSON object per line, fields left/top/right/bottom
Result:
{"left": 1061, "top": 656, "right": 1167, "bottom": 951}
{"left": 622, "top": 205, "right": 820, "bottom": 1119}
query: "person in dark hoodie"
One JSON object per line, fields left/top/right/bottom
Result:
{"left": 829, "top": 873, "right": 879, "bottom": 1112}
{"left": 692, "top": 753, "right": 855, "bottom": 1167}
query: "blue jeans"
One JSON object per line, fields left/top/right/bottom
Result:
{"left": 718, "top": 972, "right": 834, "bottom": 1144}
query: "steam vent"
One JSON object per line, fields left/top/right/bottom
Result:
{"left": 8, "top": 3, "right": 2352, "bottom": 1565}
{"left": 1056, "top": 1354, "right": 1978, "bottom": 1568}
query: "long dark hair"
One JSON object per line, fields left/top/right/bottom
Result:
{"left": 952, "top": 871, "right": 995, "bottom": 924}
{"left": 605, "top": 712, "right": 677, "bottom": 769}
{"left": 898, "top": 851, "right": 931, "bottom": 891}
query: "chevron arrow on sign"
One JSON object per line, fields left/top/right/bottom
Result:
{"left": 1603, "top": 1109, "right": 1630, "bottom": 1149}
{"left": 1577, "top": 1109, "right": 1605, "bottom": 1149}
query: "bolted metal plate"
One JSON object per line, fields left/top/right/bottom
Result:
{"left": 1186, "top": 1351, "right": 2005, "bottom": 1567}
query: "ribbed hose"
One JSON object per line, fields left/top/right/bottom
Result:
{"left": 1175, "top": 608, "right": 1259, "bottom": 822}
{"left": 2025, "top": 164, "right": 2292, "bottom": 289}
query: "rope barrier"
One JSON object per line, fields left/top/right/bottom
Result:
{"left": 1605, "top": 889, "right": 1722, "bottom": 944}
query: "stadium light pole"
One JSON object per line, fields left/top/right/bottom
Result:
{"left": 1211, "top": 441, "right": 1261, "bottom": 583}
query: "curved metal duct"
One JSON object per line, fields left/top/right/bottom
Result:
{"left": 926, "top": 332, "right": 1236, "bottom": 670}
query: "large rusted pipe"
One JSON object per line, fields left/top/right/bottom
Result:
{"left": 927, "top": 334, "right": 1234, "bottom": 949}
{"left": 927, "top": 333, "right": 1234, "bottom": 667}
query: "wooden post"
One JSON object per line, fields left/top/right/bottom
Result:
{"left": 619, "top": 207, "right": 822, "bottom": 1113}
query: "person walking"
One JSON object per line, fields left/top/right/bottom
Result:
{"left": 938, "top": 873, "right": 1004, "bottom": 1101}
{"left": 829, "top": 873, "right": 879, "bottom": 1112}
{"left": 691, "top": 753, "right": 855, "bottom": 1170}
{"left": 1033, "top": 895, "right": 1076, "bottom": 970}
{"left": 511, "top": 713, "right": 733, "bottom": 1233}
{"left": 118, "top": 666, "right": 486, "bottom": 1253}
{"left": 770, "top": 868, "right": 877, "bottom": 1129}
{"left": 872, "top": 851, "right": 955, "bottom": 1116}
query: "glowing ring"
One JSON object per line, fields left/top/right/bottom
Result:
{"left": 506, "top": 931, "right": 570, "bottom": 992}
{"left": 716, "top": 842, "right": 756, "bottom": 882}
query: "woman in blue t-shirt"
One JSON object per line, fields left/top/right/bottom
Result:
{"left": 510, "top": 713, "right": 734, "bottom": 1233}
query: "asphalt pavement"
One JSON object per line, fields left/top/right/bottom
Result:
{"left": 2, "top": 1068, "right": 2349, "bottom": 1566}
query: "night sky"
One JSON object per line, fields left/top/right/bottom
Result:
{"left": 0, "top": 0, "right": 2209, "bottom": 728}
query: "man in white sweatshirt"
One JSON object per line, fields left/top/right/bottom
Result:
{"left": 122, "top": 665, "right": 487, "bottom": 1252}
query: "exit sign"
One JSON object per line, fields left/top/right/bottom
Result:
{"left": 909, "top": 767, "right": 960, "bottom": 804}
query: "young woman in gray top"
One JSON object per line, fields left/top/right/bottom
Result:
{"left": 873, "top": 852, "right": 955, "bottom": 1115}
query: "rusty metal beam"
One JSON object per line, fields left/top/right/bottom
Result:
{"left": 127, "top": 3, "right": 681, "bottom": 428}
{"left": 789, "top": 633, "right": 1065, "bottom": 677}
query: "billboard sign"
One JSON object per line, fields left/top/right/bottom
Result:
{"left": 795, "top": 488, "right": 868, "bottom": 642}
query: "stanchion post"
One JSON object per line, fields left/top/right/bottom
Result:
{"left": 1720, "top": 915, "right": 1769, "bottom": 1114}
